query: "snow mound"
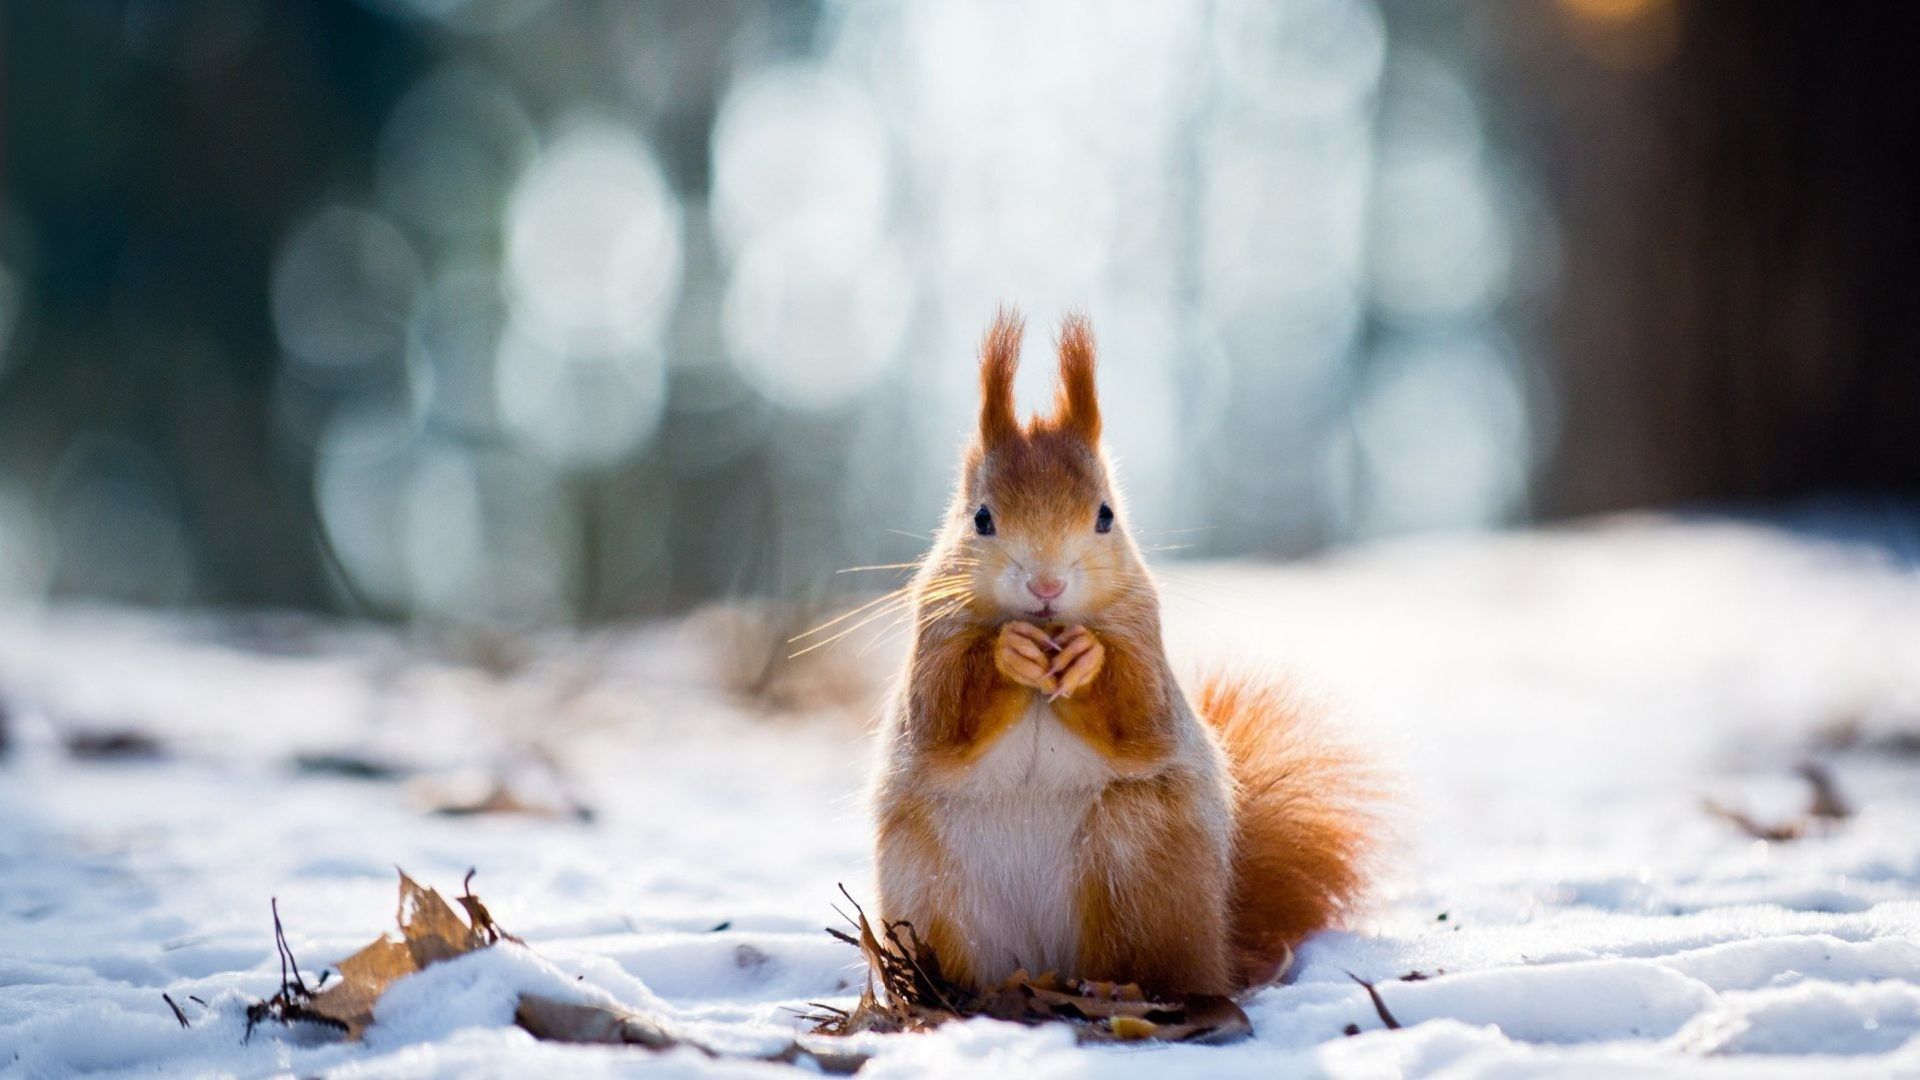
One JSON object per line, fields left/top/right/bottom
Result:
{"left": 4, "top": 516, "right": 1920, "bottom": 1075}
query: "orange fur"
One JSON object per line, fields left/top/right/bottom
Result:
{"left": 874, "top": 794, "right": 974, "bottom": 985}
{"left": 911, "top": 622, "right": 1038, "bottom": 771}
{"left": 1197, "top": 672, "right": 1382, "bottom": 987}
{"left": 1073, "top": 773, "right": 1233, "bottom": 993}
{"left": 872, "top": 308, "right": 1381, "bottom": 998}
{"left": 1052, "top": 312, "right": 1100, "bottom": 442}
{"left": 978, "top": 308, "right": 1023, "bottom": 448}
{"left": 1044, "top": 628, "right": 1174, "bottom": 771}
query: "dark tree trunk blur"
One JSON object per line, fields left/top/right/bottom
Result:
{"left": 1502, "top": 1, "right": 1920, "bottom": 514}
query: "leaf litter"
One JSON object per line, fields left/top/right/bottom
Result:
{"left": 238, "top": 872, "right": 1258, "bottom": 1072}
{"left": 241, "top": 869, "right": 864, "bottom": 1071}
{"left": 801, "top": 885, "right": 1253, "bottom": 1046}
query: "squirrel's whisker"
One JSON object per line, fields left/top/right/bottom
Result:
{"left": 788, "top": 574, "right": 977, "bottom": 658}
{"left": 788, "top": 602, "right": 915, "bottom": 658}
{"left": 862, "top": 593, "right": 970, "bottom": 656}
{"left": 788, "top": 586, "right": 916, "bottom": 643}
{"left": 838, "top": 557, "right": 979, "bottom": 575}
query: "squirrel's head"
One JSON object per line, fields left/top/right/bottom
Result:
{"left": 944, "top": 309, "right": 1146, "bottom": 625}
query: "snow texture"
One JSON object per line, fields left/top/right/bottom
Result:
{"left": 4, "top": 516, "right": 1920, "bottom": 1077}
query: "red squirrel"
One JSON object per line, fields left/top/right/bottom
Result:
{"left": 873, "top": 310, "right": 1379, "bottom": 996}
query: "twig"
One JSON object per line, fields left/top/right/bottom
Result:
{"left": 246, "top": 898, "right": 344, "bottom": 1043}
{"left": 1703, "top": 798, "right": 1806, "bottom": 841}
{"left": 1346, "top": 972, "right": 1402, "bottom": 1030}
{"left": 1799, "top": 761, "right": 1852, "bottom": 820}
{"left": 457, "top": 867, "right": 522, "bottom": 945}
{"left": 162, "top": 993, "right": 189, "bottom": 1029}
{"left": 1704, "top": 763, "right": 1855, "bottom": 842}
{"left": 270, "top": 897, "right": 311, "bottom": 996}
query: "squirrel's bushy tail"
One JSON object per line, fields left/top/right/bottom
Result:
{"left": 1196, "top": 671, "right": 1385, "bottom": 987}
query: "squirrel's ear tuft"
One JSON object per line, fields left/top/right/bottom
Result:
{"left": 979, "top": 307, "right": 1023, "bottom": 447}
{"left": 1054, "top": 312, "right": 1101, "bottom": 443}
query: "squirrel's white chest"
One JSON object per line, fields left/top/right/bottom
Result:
{"left": 961, "top": 697, "right": 1114, "bottom": 795}
{"left": 934, "top": 699, "right": 1113, "bottom": 980}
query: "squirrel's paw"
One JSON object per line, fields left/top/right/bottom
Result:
{"left": 996, "top": 621, "right": 1060, "bottom": 694}
{"left": 1047, "top": 625, "right": 1105, "bottom": 701}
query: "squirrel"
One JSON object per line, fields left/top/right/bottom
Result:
{"left": 872, "top": 309, "right": 1380, "bottom": 997}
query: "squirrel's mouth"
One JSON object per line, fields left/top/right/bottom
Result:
{"left": 1028, "top": 603, "right": 1057, "bottom": 619}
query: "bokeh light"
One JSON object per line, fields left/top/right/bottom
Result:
{"left": 407, "top": 264, "right": 510, "bottom": 434}
{"left": 271, "top": 206, "right": 422, "bottom": 371}
{"left": 504, "top": 120, "right": 683, "bottom": 355}
{"left": 376, "top": 66, "right": 539, "bottom": 239}
{"left": 721, "top": 225, "right": 912, "bottom": 411}
{"left": 313, "top": 403, "right": 423, "bottom": 607}
{"left": 0, "top": 483, "right": 49, "bottom": 599}
{"left": 493, "top": 320, "right": 667, "bottom": 468}
{"left": 710, "top": 66, "right": 892, "bottom": 260}
{"left": 1, "top": 0, "right": 1554, "bottom": 622}
{"left": 1211, "top": 0, "right": 1388, "bottom": 121}
{"left": 1371, "top": 54, "right": 1512, "bottom": 324}
{"left": 1351, "top": 335, "right": 1533, "bottom": 535}
{"left": 46, "top": 436, "right": 194, "bottom": 604}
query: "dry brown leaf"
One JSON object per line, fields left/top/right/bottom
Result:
{"left": 305, "top": 938, "right": 412, "bottom": 1037}
{"left": 514, "top": 995, "right": 679, "bottom": 1049}
{"left": 808, "top": 885, "right": 1252, "bottom": 1045}
{"left": 294, "top": 871, "right": 489, "bottom": 1038}
{"left": 516, "top": 995, "right": 867, "bottom": 1074}
{"left": 455, "top": 868, "right": 521, "bottom": 946}
{"left": 398, "top": 870, "right": 486, "bottom": 966}
{"left": 1158, "top": 996, "right": 1257, "bottom": 1044}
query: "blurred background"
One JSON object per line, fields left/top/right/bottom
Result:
{"left": 1, "top": 0, "right": 1915, "bottom": 630}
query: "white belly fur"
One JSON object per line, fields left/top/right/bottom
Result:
{"left": 934, "top": 698, "right": 1114, "bottom": 981}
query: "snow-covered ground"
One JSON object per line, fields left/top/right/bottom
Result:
{"left": 4, "top": 516, "right": 1920, "bottom": 1077}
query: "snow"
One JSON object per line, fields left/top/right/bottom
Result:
{"left": 4, "top": 515, "right": 1920, "bottom": 1077}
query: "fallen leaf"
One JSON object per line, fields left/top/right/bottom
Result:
{"left": 518, "top": 994, "right": 867, "bottom": 1074}
{"left": 397, "top": 870, "right": 485, "bottom": 966}
{"left": 455, "top": 868, "right": 520, "bottom": 946}
{"left": 305, "top": 938, "right": 412, "bottom": 1037}
{"left": 513, "top": 995, "right": 678, "bottom": 1049}
{"left": 295, "top": 871, "right": 490, "bottom": 1038}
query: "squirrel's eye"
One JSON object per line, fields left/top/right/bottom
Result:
{"left": 1095, "top": 502, "right": 1115, "bottom": 534}
{"left": 974, "top": 505, "right": 995, "bottom": 536}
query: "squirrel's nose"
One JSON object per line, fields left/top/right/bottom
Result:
{"left": 1026, "top": 575, "right": 1065, "bottom": 601}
